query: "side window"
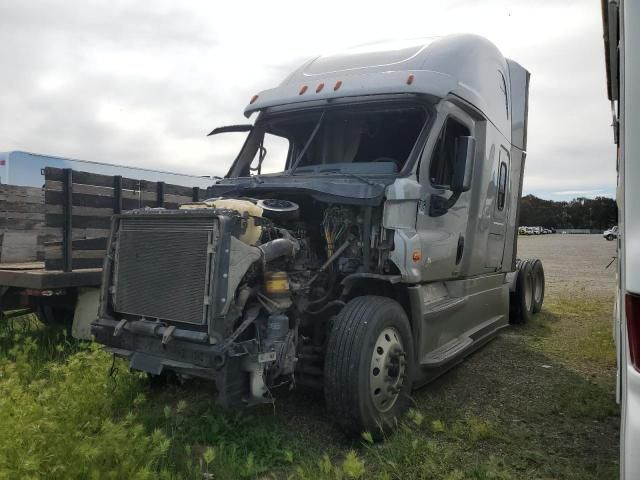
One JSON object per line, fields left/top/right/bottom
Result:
{"left": 428, "top": 117, "right": 471, "bottom": 188}
{"left": 251, "top": 132, "right": 290, "bottom": 174}
{"left": 497, "top": 158, "right": 508, "bottom": 211}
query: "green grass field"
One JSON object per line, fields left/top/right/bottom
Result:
{"left": 0, "top": 292, "right": 619, "bottom": 479}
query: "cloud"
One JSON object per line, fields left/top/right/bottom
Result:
{"left": 0, "top": 0, "right": 616, "bottom": 196}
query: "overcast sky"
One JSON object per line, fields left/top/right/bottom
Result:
{"left": 0, "top": 0, "right": 615, "bottom": 200}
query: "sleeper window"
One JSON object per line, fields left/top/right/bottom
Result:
{"left": 429, "top": 118, "right": 471, "bottom": 189}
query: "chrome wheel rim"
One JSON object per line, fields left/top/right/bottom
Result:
{"left": 369, "top": 327, "right": 406, "bottom": 412}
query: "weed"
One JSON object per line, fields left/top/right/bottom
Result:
{"left": 0, "top": 289, "right": 619, "bottom": 479}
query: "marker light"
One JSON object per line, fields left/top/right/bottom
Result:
{"left": 333, "top": 80, "right": 343, "bottom": 91}
{"left": 316, "top": 83, "right": 325, "bottom": 93}
{"left": 249, "top": 94, "right": 259, "bottom": 104}
{"left": 299, "top": 85, "right": 308, "bottom": 95}
{"left": 406, "top": 74, "right": 415, "bottom": 85}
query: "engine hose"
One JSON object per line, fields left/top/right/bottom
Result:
{"left": 306, "top": 270, "right": 338, "bottom": 309}
{"left": 259, "top": 238, "right": 300, "bottom": 262}
{"left": 307, "top": 240, "right": 351, "bottom": 286}
{"left": 305, "top": 300, "right": 345, "bottom": 316}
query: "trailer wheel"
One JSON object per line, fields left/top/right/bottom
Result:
{"left": 324, "top": 296, "right": 414, "bottom": 440}
{"left": 531, "top": 259, "right": 545, "bottom": 314}
{"left": 30, "top": 299, "right": 75, "bottom": 327}
{"left": 511, "top": 260, "right": 534, "bottom": 324}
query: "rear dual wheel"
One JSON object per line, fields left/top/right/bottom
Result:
{"left": 510, "top": 258, "right": 545, "bottom": 324}
{"left": 531, "top": 259, "right": 545, "bottom": 314}
{"left": 324, "top": 296, "right": 414, "bottom": 440}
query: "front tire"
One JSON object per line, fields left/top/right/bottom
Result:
{"left": 324, "top": 296, "right": 414, "bottom": 439}
{"left": 606, "top": 234, "right": 614, "bottom": 241}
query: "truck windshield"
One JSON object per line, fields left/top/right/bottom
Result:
{"left": 236, "top": 104, "right": 427, "bottom": 176}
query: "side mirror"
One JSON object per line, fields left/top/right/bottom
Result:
{"left": 451, "top": 136, "right": 476, "bottom": 192}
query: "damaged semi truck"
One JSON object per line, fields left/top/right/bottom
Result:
{"left": 92, "top": 35, "right": 544, "bottom": 437}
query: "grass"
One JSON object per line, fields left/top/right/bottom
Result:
{"left": 0, "top": 291, "right": 620, "bottom": 479}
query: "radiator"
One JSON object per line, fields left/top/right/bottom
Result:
{"left": 112, "top": 215, "right": 219, "bottom": 325}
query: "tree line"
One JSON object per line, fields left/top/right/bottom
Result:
{"left": 519, "top": 195, "right": 617, "bottom": 230}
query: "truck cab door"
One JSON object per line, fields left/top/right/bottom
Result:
{"left": 485, "top": 147, "right": 510, "bottom": 269}
{"left": 416, "top": 104, "right": 476, "bottom": 282}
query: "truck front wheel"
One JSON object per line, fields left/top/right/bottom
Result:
{"left": 324, "top": 296, "right": 414, "bottom": 440}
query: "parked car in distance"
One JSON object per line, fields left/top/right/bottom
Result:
{"left": 604, "top": 226, "right": 618, "bottom": 241}
{"left": 519, "top": 226, "right": 554, "bottom": 236}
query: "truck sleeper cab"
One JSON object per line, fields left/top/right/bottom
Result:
{"left": 92, "top": 34, "right": 544, "bottom": 438}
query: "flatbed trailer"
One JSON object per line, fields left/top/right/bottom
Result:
{"left": 0, "top": 166, "right": 212, "bottom": 335}
{"left": 0, "top": 263, "right": 101, "bottom": 289}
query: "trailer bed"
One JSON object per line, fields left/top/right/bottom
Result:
{"left": 0, "top": 262, "right": 101, "bottom": 289}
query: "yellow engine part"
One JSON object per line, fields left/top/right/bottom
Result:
{"left": 264, "top": 271, "right": 290, "bottom": 295}
{"left": 179, "top": 198, "right": 263, "bottom": 245}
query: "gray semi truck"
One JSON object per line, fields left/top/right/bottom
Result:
{"left": 91, "top": 34, "right": 545, "bottom": 437}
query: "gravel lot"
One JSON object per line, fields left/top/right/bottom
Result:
{"left": 517, "top": 233, "right": 617, "bottom": 296}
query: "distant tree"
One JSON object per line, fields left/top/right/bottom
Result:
{"left": 518, "top": 194, "right": 617, "bottom": 230}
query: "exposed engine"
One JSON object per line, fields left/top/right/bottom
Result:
{"left": 92, "top": 194, "right": 391, "bottom": 406}
{"left": 195, "top": 196, "right": 383, "bottom": 403}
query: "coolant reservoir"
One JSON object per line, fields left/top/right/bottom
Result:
{"left": 179, "top": 198, "right": 263, "bottom": 245}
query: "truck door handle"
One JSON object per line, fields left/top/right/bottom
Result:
{"left": 456, "top": 235, "right": 464, "bottom": 265}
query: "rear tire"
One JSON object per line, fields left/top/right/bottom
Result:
{"left": 511, "top": 260, "right": 534, "bottom": 324}
{"left": 324, "top": 296, "right": 414, "bottom": 440}
{"left": 531, "top": 259, "right": 545, "bottom": 314}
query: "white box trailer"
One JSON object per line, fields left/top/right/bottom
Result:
{"left": 0, "top": 150, "right": 214, "bottom": 189}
